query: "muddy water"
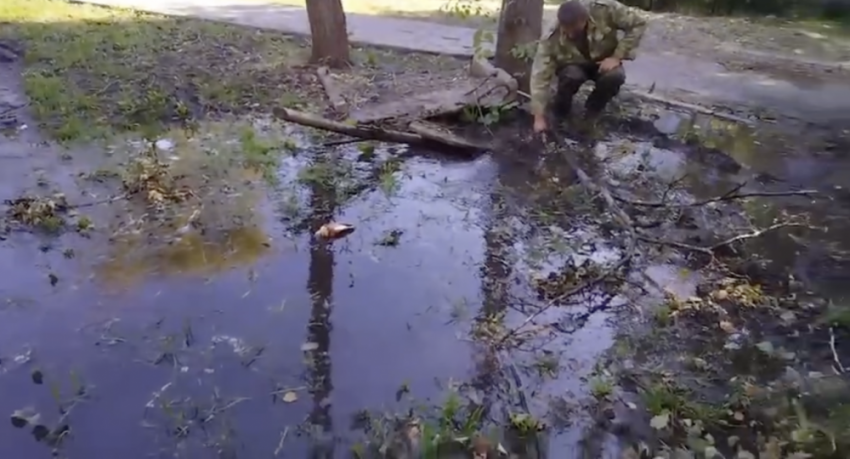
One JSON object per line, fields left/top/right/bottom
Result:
{"left": 2, "top": 104, "right": 848, "bottom": 458}
{"left": 663, "top": 111, "right": 850, "bottom": 299}
{"left": 0, "top": 120, "right": 627, "bottom": 458}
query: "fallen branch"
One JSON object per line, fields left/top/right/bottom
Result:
{"left": 321, "top": 137, "right": 367, "bottom": 147}
{"left": 273, "top": 107, "right": 486, "bottom": 152}
{"left": 615, "top": 180, "right": 818, "bottom": 208}
{"left": 273, "top": 107, "right": 424, "bottom": 145}
{"left": 408, "top": 120, "right": 485, "bottom": 150}
{"left": 638, "top": 221, "right": 808, "bottom": 256}
{"left": 631, "top": 90, "right": 755, "bottom": 126}
{"left": 830, "top": 326, "right": 845, "bottom": 374}
{"left": 316, "top": 66, "right": 347, "bottom": 114}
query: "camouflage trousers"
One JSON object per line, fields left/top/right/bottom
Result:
{"left": 553, "top": 63, "right": 626, "bottom": 119}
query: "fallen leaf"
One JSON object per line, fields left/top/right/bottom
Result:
{"left": 314, "top": 222, "right": 355, "bottom": 240}
{"left": 719, "top": 320, "right": 736, "bottom": 333}
{"left": 282, "top": 391, "right": 298, "bottom": 403}
{"left": 301, "top": 342, "right": 319, "bottom": 352}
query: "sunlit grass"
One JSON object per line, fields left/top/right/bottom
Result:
{"left": 0, "top": 0, "right": 319, "bottom": 142}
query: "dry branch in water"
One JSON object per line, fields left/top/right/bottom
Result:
{"left": 631, "top": 90, "right": 755, "bottom": 126}
{"left": 615, "top": 180, "right": 817, "bottom": 208}
{"left": 638, "top": 221, "right": 809, "bottom": 256}
{"left": 273, "top": 107, "right": 422, "bottom": 144}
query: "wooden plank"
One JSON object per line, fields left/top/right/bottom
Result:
{"left": 350, "top": 77, "right": 510, "bottom": 124}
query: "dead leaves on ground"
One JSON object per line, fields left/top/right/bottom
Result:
{"left": 4, "top": 193, "right": 93, "bottom": 234}
{"left": 121, "top": 154, "right": 194, "bottom": 206}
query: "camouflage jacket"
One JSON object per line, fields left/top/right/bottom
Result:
{"left": 529, "top": 0, "right": 648, "bottom": 115}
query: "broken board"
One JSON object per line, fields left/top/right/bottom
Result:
{"left": 349, "top": 76, "right": 512, "bottom": 125}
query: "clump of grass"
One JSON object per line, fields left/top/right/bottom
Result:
{"left": 589, "top": 375, "right": 614, "bottom": 400}
{"left": 5, "top": 193, "right": 70, "bottom": 233}
{"left": 0, "top": 0, "right": 321, "bottom": 142}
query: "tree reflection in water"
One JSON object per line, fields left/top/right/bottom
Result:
{"left": 305, "top": 159, "right": 336, "bottom": 459}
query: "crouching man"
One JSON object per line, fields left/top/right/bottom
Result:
{"left": 530, "top": 0, "right": 647, "bottom": 133}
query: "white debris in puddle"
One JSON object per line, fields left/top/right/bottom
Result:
{"left": 155, "top": 138, "right": 174, "bottom": 151}
{"left": 212, "top": 334, "right": 251, "bottom": 356}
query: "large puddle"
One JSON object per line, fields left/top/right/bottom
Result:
{"left": 0, "top": 109, "right": 847, "bottom": 457}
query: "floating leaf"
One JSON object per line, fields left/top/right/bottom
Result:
{"left": 282, "top": 391, "right": 298, "bottom": 403}
{"left": 649, "top": 411, "right": 670, "bottom": 430}
{"left": 314, "top": 222, "right": 355, "bottom": 241}
{"left": 301, "top": 342, "right": 319, "bottom": 352}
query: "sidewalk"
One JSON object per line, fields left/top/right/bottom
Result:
{"left": 72, "top": 0, "right": 850, "bottom": 123}
{"left": 78, "top": 0, "right": 482, "bottom": 56}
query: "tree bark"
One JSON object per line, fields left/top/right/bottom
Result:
{"left": 494, "top": 0, "right": 543, "bottom": 94}
{"left": 305, "top": 0, "right": 351, "bottom": 68}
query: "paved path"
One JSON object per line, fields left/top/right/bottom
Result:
{"left": 77, "top": 0, "right": 850, "bottom": 123}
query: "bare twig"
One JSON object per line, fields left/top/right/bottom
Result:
{"left": 830, "top": 326, "right": 845, "bottom": 374}
{"left": 615, "top": 180, "right": 817, "bottom": 208}
{"left": 274, "top": 426, "right": 290, "bottom": 456}
{"left": 631, "top": 90, "right": 755, "bottom": 125}
{"left": 322, "top": 137, "right": 366, "bottom": 147}
{"left": 71, "top": 193, "right": 128, "bottom": 209}
{"left": 639, "top": 221, "right": 809, "bottom": 255}
{"left": 0, "top": 103, "right": 27, "bottom": 117}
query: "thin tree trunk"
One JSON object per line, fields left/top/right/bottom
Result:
{"left": 494, "top": 0, "right": 543, "bottom": 94}
{"left": 305, "top": 0, "right": 351, "bottom": 68}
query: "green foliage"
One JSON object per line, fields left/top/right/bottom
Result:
{"left": 621, "top": 0, "right": 850, "bottom": 19}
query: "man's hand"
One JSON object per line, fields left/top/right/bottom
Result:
{"left": 598, "top": 57, "right": 621, "bottom": 73}
{"left": 533, "top": 114, "right": 548, "bottom": 134}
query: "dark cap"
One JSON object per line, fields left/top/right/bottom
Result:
{"left": 557, "top": 1, "right": 589, "bottom": 26}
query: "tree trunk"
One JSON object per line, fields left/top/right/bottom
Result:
{"left": 494, "top": 0, "right": 543, "bottom": 94}
{"left": 305, "top": 0, "right": 351, "bottom": 68}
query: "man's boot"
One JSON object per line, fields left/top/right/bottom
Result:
{"left": 583, "top": 89, "right": 611, "bottom": 123}
{"left": 553, "top": 86, "right": 578, "bottom": 119}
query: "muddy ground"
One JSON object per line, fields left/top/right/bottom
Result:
{"left": 1, "top": 1, "right": 850, "bottom": 459}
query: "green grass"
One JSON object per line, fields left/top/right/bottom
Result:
{"left": 0, "top": 0, "right": 321, "bottom": 142}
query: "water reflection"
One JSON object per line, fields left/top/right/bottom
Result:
{"left": 97, "top": 226, "right": 272, "bottom": 284}
{"left": 305, "top": 155, "right": 336, "bottom": 458}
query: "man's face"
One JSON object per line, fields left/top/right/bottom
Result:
{"left": 560, "top": 18, "right": 587, "bottom": 39}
